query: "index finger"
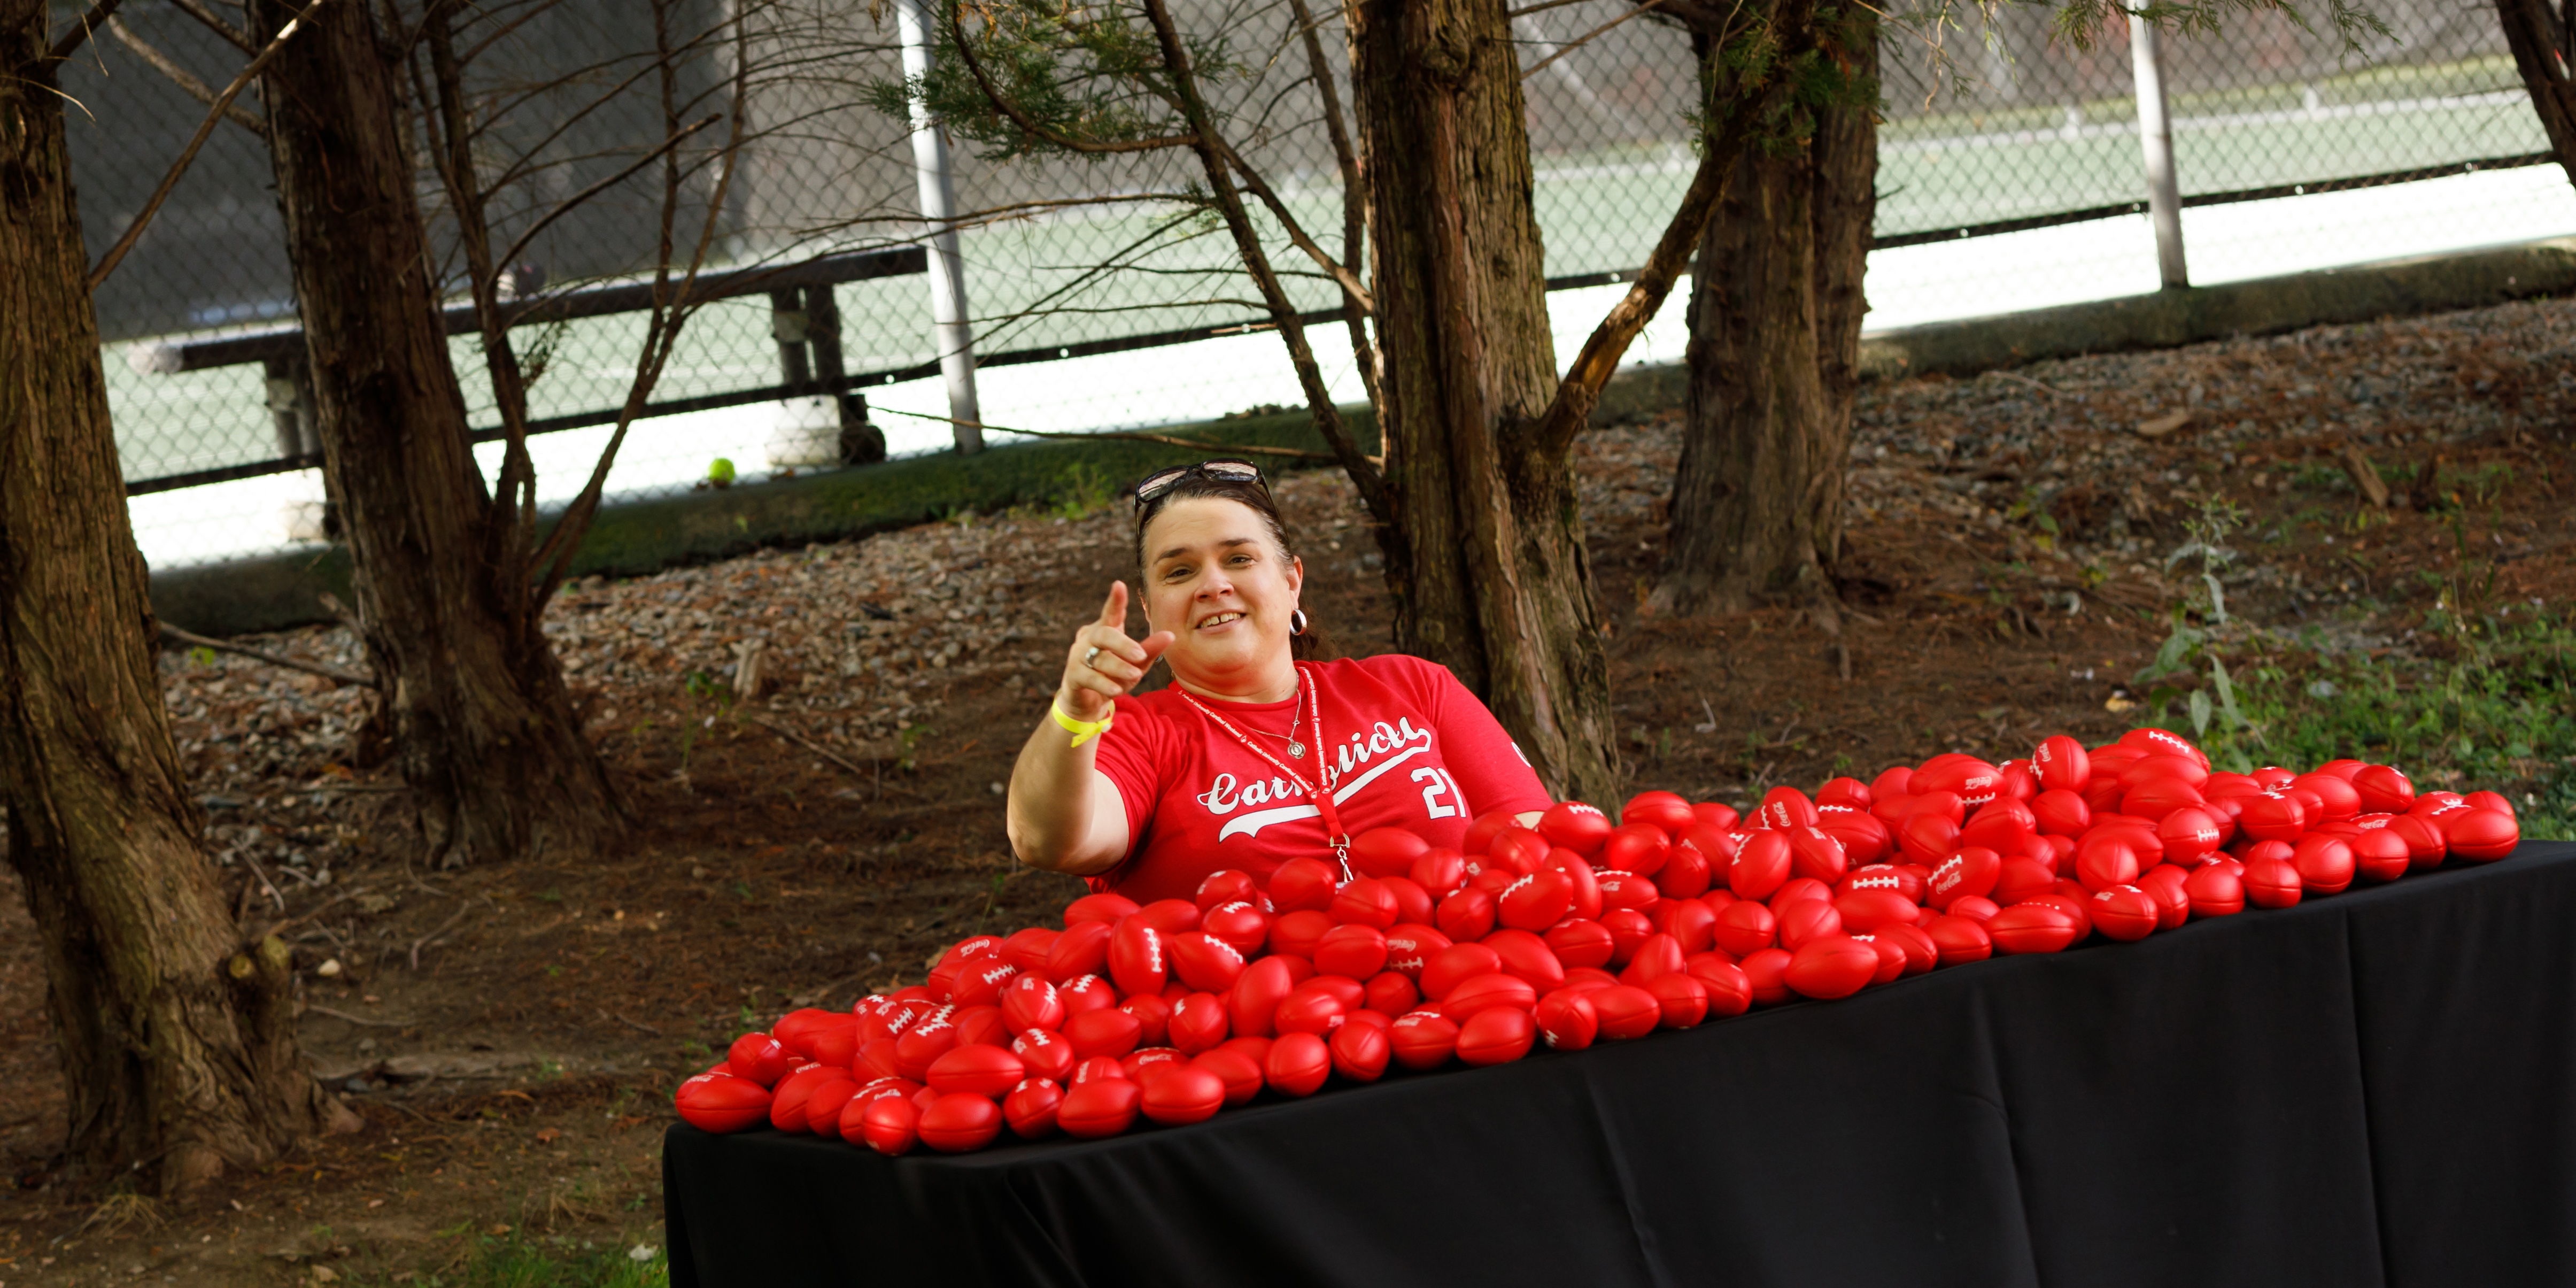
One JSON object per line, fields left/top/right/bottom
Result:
{"left": 1097, "top": 581, "right": 1131, "bottom": 630}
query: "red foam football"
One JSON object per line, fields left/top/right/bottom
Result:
{"left": 1264, "top": 1032, "right": 1332, "bottom": 1097}
{"left": 1713, "top": 897, "right": 1778, "bottom": 957}
{"left": 1600, "top": 824, "right": 1673, "bottom": 877}
{"left": 1267, "top": 857, "right": 1342, "bottom": 913}
{"left": 1730, "top": 830, "right": 1792, "bottom": 900}
{"left": 1107, "top": 919, "right": 1167, "bottom": 998}
{"left": 1350, "top": 827, "right": 1432, "bottom": 880}
{"left": 726, "top": 1032, "right": 794, "bottom": 1088}
{"left": 1061, "top": 1007, "right": 1143, "bottom": 1060}
{"left": 1042, "top": 921, "right": 1115, "bottom": 983}
{"left": 1546, "top": 917, "right": 1619, "bottom": 970}
{"left": 1389, "top": 1011, "right": 1461, "bottom": 1069}
{"left": 1485, "top": 929, "right": 1567, "bottom": 992}
{"left": 1329, "top": 878, "right": 1402, "bottom": 930}
{"left": 1834, "top": 888, "right": 1920, "bottom": 934}
{"left": 2089, "top": 885, "right": 2158, "bottom": 942}
{"left": 919, "top": 1092, "right": 1004, "bottom": 1153}
{"left": 1004, "top": 1077, "right": 1063, "bottom": 1138}
{"left": 1688, "top": 955, "right": 1753, "bottom": 1015}
{"left": 1272, "top": 986, "right": 1347, "bottom": 1037}
{"left": 1455, "top": 1006, "right": 1537, "bottom": 1066}
{"left": 1064, "top": 893, "right": 1141, "bottom": 927}
{"left": 1441, "top": 971, "right": 1538, "bottom": 1022}
{"left": 1312, "top": 924, "right": 1390, "bottom": 980}
{"left": 1193, "top": 1048, "right": 1265, "bottom": 1105}
{"left": 1784, "top": 936, "right": 1878, "bottom": 999}
{"left": 2351, "top": 765, "right": 2415, "bottom": 814}
{"left": 858, "top": 1093, "right": 920, "bottom": 1155}
{"left": 2445, "top": 808, "right": 2519, "bottom": 862}
{"left": 1329, "top": 1021, "right": 1392, "bottom": 1084}
{"left": 2033, "top": 735, "right": 2091, "bottom": 792}
{"left": 2243, "top": 855, "right": 2302, "bottom": 909}
{"left": 1496, "top": 869, "right": 1576, "bottom": 931}
{"left": 2183, "top": 861, "right": 2243, "bottom": 917}
{"left": 1057, "top": 1077, "right": 1142, "bottom": 1139}
{"left": 1937, "top": 917, "right": 1989, "bottom": 968}
{"left": 1540, "top": 801, "right": 1615, "bottom": 855}
{"left": 676, "top": 1071, "right": 772, "bottom": 1134}
{"left": 1536, "top": 989, "right": 1599, "bottom": 1050}
{"left": 925, "top": 1044, "right": 1024, "bottom": 1099}
{"left": 1140, "top": 1065, "right": 1227, "bottom": 1125}
{"left": 2292, "top": 835, "right": 2356, "bottom": 895}
{"left": 1167, "top": 992, "right": 1231, "bottom": 1054}
{"left": 1623, "top": 791, "right": 1698, "bottom": 832}
{"left": 1166, "top": 931, "right": 1248, "bottom": 993}
{"left": 1987, "top": 903, "right": 2083, "bottom": 954}
{"left": 1645, "top": 973, "right": 1709, "bottom": 1029}
{"left": 2350, "top": 828, "right": 2411, "bottom": 884}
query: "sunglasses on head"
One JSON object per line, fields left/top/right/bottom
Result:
{"left": 1132, "top": 459, "right": 1268, "bottom": 512}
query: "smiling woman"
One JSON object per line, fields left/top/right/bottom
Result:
{"left": 1005, "top": 461, "right": 1551, "bottom": 904}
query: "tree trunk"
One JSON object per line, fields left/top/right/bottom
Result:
{"left": 252, "top": 0, "right": 623, "bottom": 865}
{"left": 1346, "top": 0, "right": 1620, "bottom": 804}
{"left": 0, "top": 0, "right": 357, "bottom": 1193}
{"left": 2496, "top": 0, "right": 2576, "bottom": 190}
{"left": 1655, "top": 10, "right": 1877, "bottom": 618}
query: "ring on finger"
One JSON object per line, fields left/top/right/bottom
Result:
{"left": 1082, "top": 646, "right": 1103, "bottom": 669}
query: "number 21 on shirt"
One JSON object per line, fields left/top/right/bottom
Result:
{"left": 1412, "top": 766, "right": 1466, "bottom": 820}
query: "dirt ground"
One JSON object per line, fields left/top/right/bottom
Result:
{"left": 2, "top": 295, "right": 2571, "bottom": 1286}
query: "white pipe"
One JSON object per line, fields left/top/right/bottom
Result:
{"left": 896, "top": 0, "right": 983, "bottom": 452}
{"left": 2129, "top": 11, "right": 2188, "bottom": 290}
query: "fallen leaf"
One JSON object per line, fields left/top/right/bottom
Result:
{"left": 2136, "top": 409, "right": 2194, "bottom": 438}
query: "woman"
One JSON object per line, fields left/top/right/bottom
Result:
{"left": 1007, "top": 459, "right": 1551, "bottom": 904}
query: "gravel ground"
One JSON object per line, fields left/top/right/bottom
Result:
{"left": 152, "top": 294, "right": 2576, "bottom": 890}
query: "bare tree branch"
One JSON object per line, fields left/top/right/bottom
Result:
{"left": 88, "top": 0, "right": 331, "bottom": 290}
{"left": 1138, "top": 0, "right": 1390, "bottom": 525}
{"left": 165, "top": 0, "right": 257, "bottom": 52}
{"left": 1283, "top": 0, "right": 1380, "bottom": 414}
{"left": 420, "top": 0, "right": 543, "bottom": 577}
{"left": 160, "top": 623, "right": 377, "bottom": 688}
{"left": 532, "top": 0, "right": 751, "bottom": 598}
{"left": 1526, "top": 0, "right": 1798, "bottom": 460}
{"left": 1521, "top": 0, "right": 1680, "bottom": 79}
{"left": 489, "top": 111, "right": 721, "bottom": 282}
{"left": 47, "top": 0, "right": 127, "bottom": 63}
{"left": 104, "top": 15, "right": 265, "bottom": 132}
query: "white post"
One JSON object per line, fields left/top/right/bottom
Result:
{"left": 896, "top": 0, "right": 983, "bottom": 452}
{"left": 2129, "top": 10, "right": 2187, "bottom": 290}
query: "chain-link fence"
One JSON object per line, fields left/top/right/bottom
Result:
{"left": 56, "top": 0, "right": 2565, "bottom": 572}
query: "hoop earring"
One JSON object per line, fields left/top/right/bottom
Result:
{"left": 1290, "top": 609, "right": 1309, "bottom": 637}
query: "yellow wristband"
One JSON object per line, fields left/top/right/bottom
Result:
{"left": 1050, "top": 700, "right": 1113, "bottom": 748}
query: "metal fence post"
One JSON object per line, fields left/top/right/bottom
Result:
{"left": 2129, "top": 10, "right": 2188, "bottom": 290}
{"left": 895, "top": 0, "right": 984, "bottom": 453}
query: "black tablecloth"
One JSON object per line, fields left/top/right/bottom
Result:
{"left": 665, "top": 840, "right": 2576, "bottom": 1287}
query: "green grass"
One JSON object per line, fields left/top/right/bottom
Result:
{"left": 2140, "top": 608, "right": 2576, "bottom": 842}
{"left": 347, "top": 1230, "right": 669, "bottom": 1288}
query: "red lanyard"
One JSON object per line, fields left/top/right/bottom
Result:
{"left": 1173, "top": 665, "right": 1353, "bottom": 882}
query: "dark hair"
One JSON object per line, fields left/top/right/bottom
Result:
{"left": 1133, "top": 471, "right": 1329, "bottom": 660}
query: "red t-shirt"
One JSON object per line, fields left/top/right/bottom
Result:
{"left": 1088, "top": 654, "right": 1552, "bottom": 904}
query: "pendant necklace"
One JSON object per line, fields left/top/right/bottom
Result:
{"left": 1173, "top": 666, "right": 1351, "bottom": 880}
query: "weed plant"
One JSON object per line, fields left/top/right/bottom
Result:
{"left": 2131, "top": 495, "right": 2573, "bottom": 842}
{"left": 2142, "top": 608, "right": 2576, "bottom": 842}
{"left": 349, "top": 1228, "right": 668, "bottom": 1288}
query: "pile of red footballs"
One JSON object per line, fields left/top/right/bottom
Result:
{"left": 675, "top": 729, "right": 2526, "bottom": 1154}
